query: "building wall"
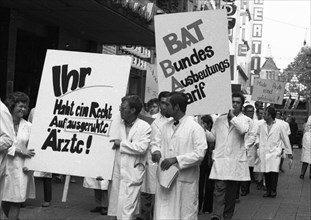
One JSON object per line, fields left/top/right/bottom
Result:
{"left": 0, "top": 8, "right": 54, "bottom": 104}
{"left": 1, "top": 7, "right": 152, "bottom": 105}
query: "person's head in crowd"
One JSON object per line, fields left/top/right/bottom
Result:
{"left": 256, "top": 107, "right": 264, "bottom": 120}
{"left": 275, "top": 110, "right": 283, "bottom": 120}
{"left": 244, "top": 104, "right": 255, "bottom": 119}
{"left": 201, "top": 114, "right": 214, "bottom": 131}
{"left": 120, "top": 95, "right": 143, "bottom": 123}
{"left": 147, "top": 98, "right": 159, "bottom": 116}
{"left": 285, "top": 115, "right": 291, "bottom": 123}
{"left": 163, "top": 92, "right": 188, "bottom": 119}
{"left": 255, "top": 101, "right": 263, "bottom": 110}
{"left": 264, "top": 106, "right": 276, "bottom": 123}
{"left": 5, "top": 91, "right": 30, "bottom": 122}
{"left": 291, "top": 117, "right": 296, "bottom": 123}
{"left": 232, "top": 92, "right": 245, "bottom": 115}
{"left": 158, "top": 91, "right": 171, "bottom": 117}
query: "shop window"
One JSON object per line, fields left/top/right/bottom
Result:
{"left": 127, "top": 68, "right": 146, "bottom": 101}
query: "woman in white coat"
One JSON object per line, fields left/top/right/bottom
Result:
{"left": 1, "top": 92, "right": 36, "bottom": 220}
{"left": 300, "top": 116, "right": 311, "bottom": 179}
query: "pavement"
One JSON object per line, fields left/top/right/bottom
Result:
{"left": 2, "top": 148, "right": 310, "bottom": 220}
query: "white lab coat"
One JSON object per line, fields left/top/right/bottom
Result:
{"left": 301, "top": 117, "right": 311, "bottom": 164}
{"left": 141, "top": 114, "right": 170, "bottom": 194}
{"left": 245, "top": 119, "right": 265, "bottom": 167}
{"left": 0, "top": 100, "right": 15, "bottom": 203}
{"left": 255, "top": 121, "right": 292, "bottom": 173}
{"left": 244, "top": 118, "right": 255, "bottom": 167}
{"left": 275, "top": 118, "right": 291, "bottom": 158}
{"left": 108, "top": 118, "right": 151, "bottom": 220}
{"left": 207, "top": 113, "right": 250, "bottom": 181}
{"left": 83, "top": 178, "right": 109, "bottom": 190}
{"left": 2, "top": 118, "right": 36, "bottom": 202}
{"left": 0, "top": 101, "right": 14, "bottom": 177}
{"left": 153, "top": 116, "right": 207, "bottom": 220}
{"left": 276, "top": 118, "right": 291, "bottom": 135}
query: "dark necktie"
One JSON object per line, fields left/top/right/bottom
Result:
{"left": 173, "top": 120, "right": 179, "bottom": 126}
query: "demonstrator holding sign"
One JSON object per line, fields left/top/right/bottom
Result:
{"left": 151, "top": 92, "right": 207, "bottom": 220}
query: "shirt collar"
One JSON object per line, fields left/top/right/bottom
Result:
{"left": 174, "top": 115, "right": 186, "bottom": 125}
{"left": 123, "top": 118, "right": 136, "bottom": 128}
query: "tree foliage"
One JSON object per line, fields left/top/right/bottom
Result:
{"left": 284, "top": 46, "right": 311, "bottom": 99}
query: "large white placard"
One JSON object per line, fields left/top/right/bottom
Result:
{"left": 155, "top": 10, "right": 232, "bottom": 115}
{"left": 251, "top": 78, "right": 285, "bottom": 105}
{"left": 25, "top": 50, "right": 131, "bottom": 179}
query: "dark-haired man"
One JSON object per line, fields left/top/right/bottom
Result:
{"left": 256, "top": 106, "right": 293, "bottom": 198}
{"left": 146, "top": 98, "right": 159, "bottom": 117}
{"left": 206, "top": 92, "right": 250, "bottom": 220}
{"left": 139, "top": 91, "right": 171, "bottom": 220}
{"left": 152, "top": 92, "right": 207, "bottom": 220}
{"left": 240, "top": 104, "right": 261, "bottom": 196}
{"left": 108, "top": 95, "right": 151, "bottom": 220}
{"left": 275, "top": 110, "right": 291, "bottom": 173}
{"left": 256, "top": 107, "right": 264, "bottom": 121}
{"left": 253, "top": 107, "right": 265, "bottom": 189}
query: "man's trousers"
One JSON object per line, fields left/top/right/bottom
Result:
{"left": 212, "top": 180, "right": 238, "bottom": 220}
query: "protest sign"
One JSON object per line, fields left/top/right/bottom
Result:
{"left": 25, "top": 50, "right": 131, "bottom": 180}
{"left": 155, "top": 9, "right": 232, "bottom": 115}
{"left": 251, "top": 78, "right": 285, "bottom": 105}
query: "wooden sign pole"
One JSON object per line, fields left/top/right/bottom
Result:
{"left": 62, "top": 175, "right": 71, "bottom": 202}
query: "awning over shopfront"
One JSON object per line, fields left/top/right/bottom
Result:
{"left": 0, "top": 0, "right": 156, "bottom": 46}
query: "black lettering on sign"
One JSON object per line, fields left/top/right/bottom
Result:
{"left": 52, "top": 64, "right": 92, "bottom": 97}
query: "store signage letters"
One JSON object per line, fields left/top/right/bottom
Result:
{"left": 251, "top": 0, "right": 263, "bottom": 72}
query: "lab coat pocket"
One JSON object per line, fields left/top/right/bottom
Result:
{"left": 270, "top": 147, "right": 282, "bottom": 157}
{"left": 131, "top": 163, "right": 145, "bottom": 186}
{"left": 178, "top": 167, "right": 196, "bottom": 184}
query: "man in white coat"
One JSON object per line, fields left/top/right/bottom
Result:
{"left": 151, "top": 92, "right": 207, "bottom": 220}
{"left": 253, "top": 107, "right": 265, "bottom": 189}
{"left": 256, "top": 106, "right": 293, "bottom": 198}
{"left": 139, "top": 91, "right": 171, "bottom": 220}
{"left": 206, "top": 92, "right": 250, "bottom": 220}
{"left": 241, "top": 105, "right": 265, "bottom": 195}
{"left": 240, "top": 104, "right": 256, "bottom": 196}
{"left": 0, "top": 100, "right": 15, "bottom": 211}
{"left": 275, "top": 110, "right": 291, "bottom": 173}
{"left": 108, "top": 95, "right": 151, "bottom": 220}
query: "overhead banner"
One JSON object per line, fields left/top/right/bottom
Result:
{"left": 25, "top": 50, "right": 132, "bottom": 179}
{"left": 155, "top": 10, "right": 232, "bottom": 115}
{"left": 251, "top": 78, "right": 285, "bottom": 105}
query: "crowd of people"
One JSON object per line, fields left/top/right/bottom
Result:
{"left": 0, "top": 90, "right": 310, "bottom": 220}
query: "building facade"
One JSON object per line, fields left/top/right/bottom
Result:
{"left": 0, "top": 0, "right": 160, "bottom": 108}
